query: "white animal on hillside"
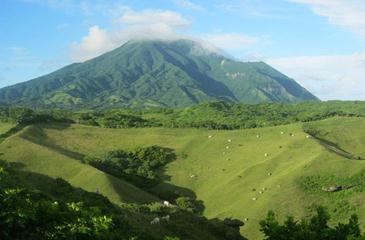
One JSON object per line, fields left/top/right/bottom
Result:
{"left": 208, "top": 135, "right": 213, "bottom": 138}
{"left": 228, "top": 139, "right": 232, "bottom": 142}
{"left": 161, "top": 215, "right": 170, "bottom": 221}
{"left": 150, "top": 217, "right": 160, "bottom": 225}
{"left": 306, "top": 135, "right": 310, "bottom": 138}
{"left": 264, "top": 153, "right": 268, "bottom": 157}
{"left": 280, "top": 131, "right": 284, "bottom": 135}
{"left": 163, "top": 201, "right": 170, "bottom": 207}
{"left": 226, "top": 146, "right": 229, "bottom": 149}
{"left": 252, "top": 197, "right": 257, "bottom": 201}
{"left": 256, "top": 134, "right": 260, "bottom": 138}
{"left": 190, "top": 174, "right": 196, "bottom": 178}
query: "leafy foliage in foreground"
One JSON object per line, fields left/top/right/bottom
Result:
{"left": 0, "top": 161, "right": 246, "bottom": 240}
{"left": 83, "top": 146, "right": 176, "bottom": 188}
{"left": 260, "top": 207, "right": 364, "bottom": 240}
{"left": 0, "top": 165, "right": 125, "bottom": 240}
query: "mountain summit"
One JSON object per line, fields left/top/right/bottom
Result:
{"left": 0, "top": 39, "right": 318, "bottom": 108}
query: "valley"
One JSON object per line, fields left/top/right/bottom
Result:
{"left": 1, "top": 116, "right": 365, "bottom": 239}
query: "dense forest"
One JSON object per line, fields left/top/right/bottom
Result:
{"left": 1, "top": 101, "right": 365, "bottom": 131}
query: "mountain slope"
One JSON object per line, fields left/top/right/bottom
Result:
{"left": 0, "top": 39, "right": 318, "bottom": 108}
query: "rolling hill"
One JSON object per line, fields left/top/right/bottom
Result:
{"left": 0, "top": 39, "right": 317, "bottom": 109}
{"left": 1, "top": 117, "right": 364, "bottom": 239}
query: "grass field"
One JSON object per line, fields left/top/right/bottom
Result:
{"left": 1, "top": 117, "right": 365, "bottom": 239}
{"left": 0, "top": 121, "right": 15, "bottom": 135}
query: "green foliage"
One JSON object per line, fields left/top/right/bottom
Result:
{"left": 84, "top": 146, "right": 176, "bottom": 188}
{"left": 58, "top": 100, "right": 365, "bottom": 130}
{"left": 0, "top": 161, "right": 247, "bottom": 240}
{"left": 175, "top": 197, "right": 204, "bottom": 214}
{"left": 100, "top": 112, "right": 152, "bottom": 128}
{"left": 260, "top": 207, "right": 364, "bottom": 240}
{"left": 3, "top": 101, "right": 365, "bottom": 132}
{"left": 0, "top": 166, "right": 124, "bottom": 240}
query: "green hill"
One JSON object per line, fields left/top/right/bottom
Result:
{"left": 1, "top": 117, "right": 365, "bottom": 239}
{"left": 0, "top": 124, "right": 158, "bottom": 204}
{"left": 0, "top": 40, "right": 317, "bottom": 109}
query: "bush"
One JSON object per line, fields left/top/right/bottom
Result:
{"left": 260, "top": 207, "right": 363, "bottom": 240}
{"left": 84, "top": 146, "right": 176, "bottom": 188}
{"left": 175, "top": 197, "right": 204, "bottom": 214}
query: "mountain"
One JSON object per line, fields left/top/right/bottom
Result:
{"left": 0, "top": 39, "right": 318, "bottom": 108}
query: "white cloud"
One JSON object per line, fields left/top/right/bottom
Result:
{"left": 171, "top": 0, "right": 205, "bottom": 11}
{"left": 203, "top": 33, "right": 258, "bottom": 50}
{"left": 71, "top": 9, "right": 191, "bottom": 62}
{"left": 71, "top": 26, "right": 116, "bottom": 62}
{"left": 119, "top": 9, "right": 191, "bottom": 27}
{"left": 266, "top": 53, "right": 365, "bottom": 100}
{"left": 290, "top": 0, "right": 365, "bottom": 38}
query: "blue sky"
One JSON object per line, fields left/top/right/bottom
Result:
{"left": 1, "top": 0, "right": 365, "bottom": 100}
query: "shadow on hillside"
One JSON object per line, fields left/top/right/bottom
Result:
{"left": 106, "top": 151, "right": 206, "bottom": 213}
{"left": 4, "top": 161, "right": 247, "bottom": 240}
{"left": 19, "top": 123, "right": 85, "bottom": 160}
{"left": 8, "top": 165, "right": 116, "bottom": 212}
{"left": 307, "top": 133, "right": 364, "bottom": 160}
{"left": 16, "top": 124, "right": 207, "bottom": 212}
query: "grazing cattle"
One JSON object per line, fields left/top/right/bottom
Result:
{"left": 228, "top": 139, "right": 232, "bottom": 143}
{"left": 259, "top": 191, "right": 263, "bottom": 194}
{"left": 264, "top": 153, "right": 268, "bottom": 157}
{"left": 262, "top": 187, "right": 266, "bottom": 191}
{"left": 256, "top": 134, "right": 260, "bottom": 138}
{"left": 163, "top": 201, "right": 170, "bottom": 207}
{"left": 306, "top": 135, "right": 310, "bottom": 138}
{"left": 208, "top": 135, "right": 213, "bottom": 138}
{"left": 267, "top": 172, "right": 272, "bottom": 176}
{"left": 150, "top": 217, "right": 160, "bottom": 225}
{"left": 162, "top": 215, "right": 170, "bottom": 221}
{"left": 226, "top": 146, "right": 229, "bottom": 149}
{"left": 252, "top": 197, "right": 257, "bottom": 201}
{"left": 190, "top": 174, "right": 196, "bottom": 178}
{"left": 280, "top": 131, "right": 284, "bottom": 135}
{"left": 244, "top": 218, "right": 249, "bottom": 222}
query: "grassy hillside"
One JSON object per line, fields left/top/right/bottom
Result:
{"left": 0, "top": 124, "right": 158, "bottom": 204}
{"left": 304, "top": 117, "right": 365, "bottom": 159}
{"left": 1, "top": 118, "right": 365, "bottom": 238}
{"left": 0, "top": 122, "right": 15, "bottom": 135}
